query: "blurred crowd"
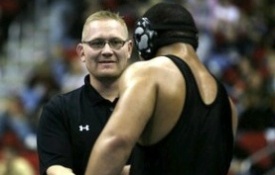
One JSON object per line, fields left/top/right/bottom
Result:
{"left": 0, "top": 0, "right": 274, "bottom": 175}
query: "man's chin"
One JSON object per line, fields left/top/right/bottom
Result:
{"left": 97, "top": 73, "right": 120, "bottom": 80}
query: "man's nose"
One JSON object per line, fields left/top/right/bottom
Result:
{"left": 102, "top": 42, "right": 113, "bottom": 51}
{"left": 101, "top": 43, "right": 113, "bottom": 56}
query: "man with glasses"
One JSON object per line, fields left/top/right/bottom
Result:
{"left": 37, "top": 10, "right": 133, "bottom": 175}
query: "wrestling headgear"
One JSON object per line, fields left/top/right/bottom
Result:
{"left": 134, "top": 3, "right": 199, "bottom": 60}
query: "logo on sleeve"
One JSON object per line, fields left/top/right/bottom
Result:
{"left": 79, "top": 125, "right": 89, "bottom": 132}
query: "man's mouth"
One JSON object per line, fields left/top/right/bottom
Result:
{"left": 98, "top": 61, "right": 116, "bottom": 67}
{"left": 99, "top": 60, "right": 116, "bottom": 64}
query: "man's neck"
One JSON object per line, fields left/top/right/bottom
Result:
{"left": 90, "top": 76, "right": 119, "bottom": 102}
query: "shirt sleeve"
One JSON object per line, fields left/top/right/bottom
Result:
{"left": 37, "top": 95, "right": 72, "bottom": 175}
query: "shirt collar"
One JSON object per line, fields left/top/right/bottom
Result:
{"left": 83, "top": 74, "right": 118, "bottom": 106}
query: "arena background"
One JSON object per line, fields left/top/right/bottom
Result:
{"left": 0, "top": 0, "right": 274, "bottom": 174}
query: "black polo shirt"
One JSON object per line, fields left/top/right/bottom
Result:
{"left": 37, "top": 75, "right": 118, "bottom": 175}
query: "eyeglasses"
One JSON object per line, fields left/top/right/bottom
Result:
{"left": 82, "top": 38, "right": 128, "bottom": 50}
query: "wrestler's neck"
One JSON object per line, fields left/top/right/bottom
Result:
{"left": 156, "top": 42, "right": 199, "bottom": 62}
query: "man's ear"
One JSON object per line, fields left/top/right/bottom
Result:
{"left": 127, "top": 39, "right": 133, "bottom": 60}
{"left": 76, "top": 43, "right": 85, "bottom": 62}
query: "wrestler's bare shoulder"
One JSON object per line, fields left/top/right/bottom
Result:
{"left": 125, "top": 56, "right": 175, "bottom": 75}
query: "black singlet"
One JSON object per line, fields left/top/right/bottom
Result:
{"left": 130, "top": 55, "right": 234, "bottom": 175}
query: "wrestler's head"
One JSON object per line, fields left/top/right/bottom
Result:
{"left": 134, "top": 2, "right": 199, "bottom": 60}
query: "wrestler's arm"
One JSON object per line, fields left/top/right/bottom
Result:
{"left": 85, "top": 62, "right": 157, "bottom": 175}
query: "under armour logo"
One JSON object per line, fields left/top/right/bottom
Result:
{"left": 79, "top": 125, "right": 89, "bottom": 132}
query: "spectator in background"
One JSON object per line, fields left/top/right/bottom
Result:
{"left": 20, "top": 62, "right": 61, "bottom": 130}
{"left": 47, "top": 0, "right": 86, "bottom": 50}
{"left": 60, "top": 46, "right": 88, "bottom": 93}
{"left": 0, "top": 0, "right": 30, "bottom": 53}
{"left": 0, "top": 95, "right": 37, "bottom": 150}
{"left": 0, "top": 145, "right": 35, "bottom": 175}
{"left": 0, "top": 146, "right": 35, "bottom": 175}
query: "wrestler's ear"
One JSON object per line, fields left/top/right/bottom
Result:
{"left": 76, "top": 43, "right": 85, "bottom": 62}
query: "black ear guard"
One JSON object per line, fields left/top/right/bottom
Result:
{"left": 134, "top": 17, "right": 198, "bottom": 60}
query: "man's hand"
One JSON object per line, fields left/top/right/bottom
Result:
{"left": 47, "top": 165, "right": 76, "bottom": 175}
{"left": 121, "top": 165, "right": 130, "bottom": 175}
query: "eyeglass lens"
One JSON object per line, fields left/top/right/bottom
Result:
{"left": 83, "top": 38, "right": 127, "bottom": 50}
